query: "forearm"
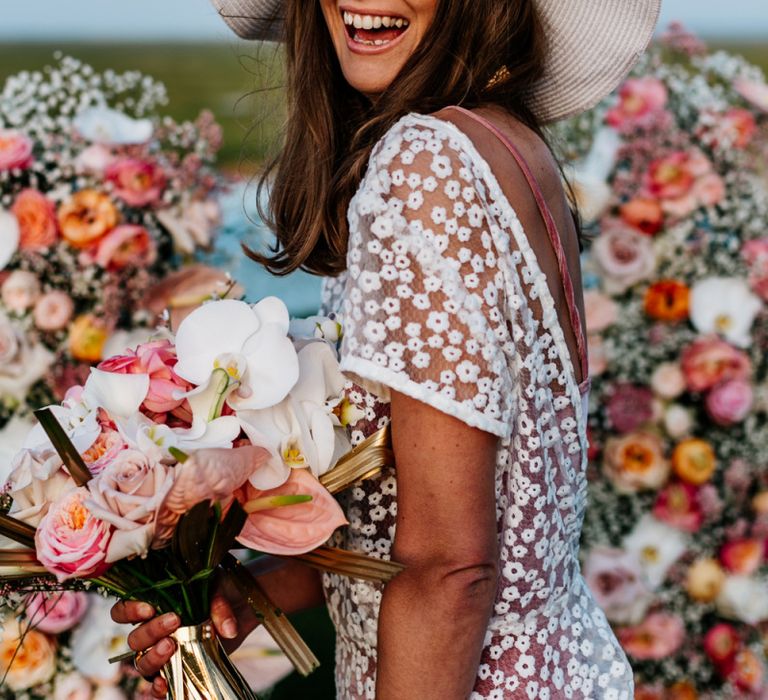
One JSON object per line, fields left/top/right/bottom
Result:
{"left": 375, "top": 563, "right": 497, "bottom": 699}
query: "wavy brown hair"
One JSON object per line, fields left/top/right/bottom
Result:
{"left": 250, "top": 0, "right": 548, "bottom": 276}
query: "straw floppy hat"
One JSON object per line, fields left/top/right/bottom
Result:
{"left": 211, "top": 0, "right": 661, "bottom": 123}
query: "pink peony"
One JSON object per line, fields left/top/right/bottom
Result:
{"left": 33, "top": 291, "right": 75, "bottom": 332}
{"left": 25, "top": 591, "right": 89, "bottom": 634}
{"left": 94, "top": 224, "right": 157, "bottom": 270}
{"left": 720, "top": 539, "right": 763, "bottom": 575}
{"left": 681, "top": 336, "right": 751, "bottom": 393}
{"left": 653, "top": 482, "right": 703, "bottom": 533}
{"left": 606, "top": 77, "right": 668, "bottom": 128}
{"left": 592, "top": 222, "right": 656, "bottom": 294}
{"left": 583, "top": 547, "right": 652, "bottom": 625}
{"left": 98, "top": 339, "right": 190, "bottom": 414}
{"left": 584, "top": 290, "right": 618, "bottom": 333}
{"left": 706, "top": 379, "right": 753, "bottom": 426}
{"left": 607, "top": 383, "right": 654, "bottom": 433}
{"left": 1, "top": 269, "right": 41, "bottom": 312}
{"left": 0, "top": 129, "right": 33, "bottom": 170}
{"left": 106, "top": 158, "right": 166, "bottom": 207}
{"left": 35, "top": 488, "right": 112, "bottom": 582}
{"left": 618, "top": 612, "right": 685, "bottom": 660}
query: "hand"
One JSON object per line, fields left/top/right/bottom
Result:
{"left": 111, "top": 597, "right": 239, "bottom": 699}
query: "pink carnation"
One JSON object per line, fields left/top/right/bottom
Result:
{"left": 106, "top": 158, "right": 166, "bottom": 208}
{"left": 706, "top": 379, "right": 753, "bottom": 426}
{"left": 35, "top": 488, "right": 112, "bottom": 582}
{"left": 98, "top": 339, "right": 191, "bottom": 414}
{"left": 606, "top": 78, "right": 668, "bottom": 128}
{"left": 681, "top": 336, "right": 751, "bottom": 393}
{"left": 95, "top": 224, "right": 157, "bottom": 270}
{"left": 0, "top": 129, "right": 33, "bottom": 170}
{"left": 24, "top": 591, "right": 89, "bottom": 634}
{"left": 618, "top": 612, "right": 685, "bottom": 660}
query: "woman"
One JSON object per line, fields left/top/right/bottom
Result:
{"left": 114, "top": 1, "right": 660, "bottom": 697}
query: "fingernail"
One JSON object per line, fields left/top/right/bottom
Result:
{"left": 138, "top": 603, "right": 155, "bottom": 619}
{"left": 162, "top": 613, "right": 180, "bottom": 631}
{"left": 221, "top": 619, "right": 237, "bottom": 639}
{"left": 158, "top": 638, "right": 175, "bottom": 656}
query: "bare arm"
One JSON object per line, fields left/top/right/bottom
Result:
{"left": 375, "top": 390, "right": 499, "bottom": 699}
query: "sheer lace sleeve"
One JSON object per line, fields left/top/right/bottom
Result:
{"left": 339, "top": 117, "right": 517, "bottom": 438}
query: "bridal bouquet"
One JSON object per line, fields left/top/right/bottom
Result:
{"left": 556, "top": 26, "right": 768, "bottom": 698}
{"left": 0, "top": 296, "right": 397, "bottom": 698}
{"left": 0, "top": 54, "right": 223, "bottom": 448}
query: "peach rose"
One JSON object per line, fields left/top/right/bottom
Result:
{"left": 728, "top": 649, "right": 766, "bottom": 693}
{"left": 0, "top": 618, "right": 56, "bottom": 691}
{"left": 618, "top": 612, "right": 685, "bottom": 660}
{"left": 0, "top": 129, "right": 33, "bottom": 170}
{"left": 25, "top": 591, "right": 89, "bottom": 634}
{"left": 81, "top": 427, "right": 127, "bottom": 476}
{"left": 106, "top": 158, "right": 166, "bottom": 208}
{"left": 664, "top": 404, "right": 694, "bottom": 439}
{"left": 651, "top": 362, "right": 686, "bottom": 400}
{"left": 592, "top": 222, "right": 656, "bottom": 294}
{"left": 606, "top": 77, "right": 668, "bottom": 128}
{"left": 681, "top": 336, "right": 751, "bottom": 393}
{"left": 58, "top": 190, "right": 119, "bottom": 249}
{"left": 619, "top": 197, "right": 664, "bottom": 236}
{"left": 603, "top": 431, "right": 670, "bottom": 493}
{"left": 584, "top": 290, "right": 618, "bottom": 333}
{"left": 1, "top": 269, "right": 41, "bottom": 312}
{"left": 672, "top": 438, "right": 717, "bottom": 485}
{"left": 33, "top": 290, "right": 75, "bottom": 332}
{"left": 11, "top": 189, "right": 58, "bottom": 251}
{"left": 686, "top": 558, "right": 726, "bottom": 603}
{"left": 706, "top": 379, "right": 753, "bottom": 426}
{"left": 587, "top": 335, "right": 608, "bottom": 378}
{"left": 691, "top": 173, "right": 725, "bottom": 207}
{"left": 35, "top": 488, "right": 112, "bottom": 582}
{"left": 69, "top": 314, "right": 110, "bottom": 363}
{"left": 95, "top": 224, "right": 157, "bottom": 270}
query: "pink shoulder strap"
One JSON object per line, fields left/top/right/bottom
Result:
{"left": 443, "top": 106, "right": 589, "bottom": 386}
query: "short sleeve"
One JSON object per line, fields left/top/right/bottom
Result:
{"left": 339, "top": 116, "right": 517, "bottom": 438}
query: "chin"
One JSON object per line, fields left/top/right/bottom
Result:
{"left": 341, "top": 63, "right": 400, "bottom": 97}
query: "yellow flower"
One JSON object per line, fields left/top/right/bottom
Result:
{"left": 69, "top": 314, "right": 109, "bottom": 363}
{"left": 672, "top": 438, "right": 717, "bottom": 485}
{"left": 685, "top": 558, "right": 725, "bottom": 603}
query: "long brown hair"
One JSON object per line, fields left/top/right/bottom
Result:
{"left": 250, "top": 0, "right": 547, "bottom": 276}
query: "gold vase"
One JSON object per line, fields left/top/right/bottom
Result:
{"left": 161, "top": 621, "right": 259, "bottom": 700}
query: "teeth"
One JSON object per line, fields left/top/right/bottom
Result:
{"left": 342, "top": 11, "right": 410, "bottom": 30}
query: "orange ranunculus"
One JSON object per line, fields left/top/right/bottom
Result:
{"left": 667, "top": 681, "right": 698, "bottom": 700}
{"left": 620, "top": 197, "right": 664, "bottom": 236}
{"left": 11, "top": 189, "right": 58, "bottom": 250}
{"left": 58, "top": 189, "right": 119, "bottom": 248}
{"left": 672, "top": 438, "right": 717, "bottom": 485}
{"left": 644, "top": 280, "right": 691, "bottom": 322}
{"left": 68, "top": 313, "right": 109, "bottom": 362}
{"left": 603, "top": 432, "right": 670, "bottom": 493}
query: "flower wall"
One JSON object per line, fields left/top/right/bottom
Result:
{"left": 555, "top": 26, "right": 768, "bottom": 697}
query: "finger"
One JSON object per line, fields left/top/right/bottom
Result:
{"left": 128, "top": 613, "right": 180, "bottom": 652}
{"left": 211, "top": 595, "right": 238, "bottom": 639}
{"left": 135, "top": 638, "right": 176, "bottom": 679}
{"left": 152, "top": 676, "right": 168, "bottom": 698}
{"left": 111, "top": 600, "right": 155, "bottom": 624}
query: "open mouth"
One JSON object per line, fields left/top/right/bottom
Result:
{"left": 342, "top": 10, "right": 410, "bottom": 47}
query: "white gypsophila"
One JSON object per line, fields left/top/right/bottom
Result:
{"left": 690, "top": 277, "right": 762, "bottom": 348}
{"left": 622, "top": 515, "right": 690, "bottom": 589}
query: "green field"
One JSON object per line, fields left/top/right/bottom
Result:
{"left": 1, "top": 40, "right": 766, "bottom": 170}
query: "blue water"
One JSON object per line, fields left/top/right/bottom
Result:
{"left": 199, "top": 182, "right": 323, "bottom": 318}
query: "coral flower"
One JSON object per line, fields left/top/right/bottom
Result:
{"left": 69, "top": 313, "right": 110, "bottom": 363}
{"left": 645, "top": 152, "right": 696, "bottom": 200}
{"left": 11, "top": 188, "right": 58, "bottom": 251}
{"left": 58, "top": 189, "right": 119, "bottom": 248}
{"left": 619, "top": 197, "right": 664, "bottom": 236}
{"left": 720, "top": 539, "right": 764, "bottom": 575}
{"left": 680, "top": 336, "right": 751, "bottom": 393}
{"left": 718, "top": 108, "right": 757, "bottom": 148}
{"left": 653, "top": 482, "right": 703, "bottom": 532}
{"left": 95, "top": 224, "right": 157, "bottom": 270}
{"left": 672, "top": 438, "right": 717, "bottom": 485}
{"left": 618, "top": 612, "right": 685, "bottom": 660}
{"left": 644, "top": 280, "right": 690, "bottom": 322}
{"left": 728, "top": 649, "right": 766, "bottom": 693}
{"left": 106, "top": 158, "right": 166, "bottom": 208}
{"left": 603, "top": 432, "right": 669, "bottom": 493}
{"left": 605, "top": 77, "right": 668, "bottom": 127}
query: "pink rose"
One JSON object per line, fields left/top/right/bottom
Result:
{"left": 33, "top": 291, "right": 75, "bottom": 331}
{"left": 618, "top": 612, "right": 685, "bottom": 660}
{"left": 75, "top": 144, "right": 115, "bottom": 175}
{"left": 98, "top": 339, "right": 191, "bottom": 414}
{"left": 35, "top": 488, "right": 112, "bottom": 582}
{"left": 605, "top": 77, "right": 668, "bottom": 128}
{"left": 607, "top": 383, "right": 654, "bottom": 433}
{"left": 681, "top": 336, "right": 751, "bottom": 393}
{"left": 692, "top": 172, "right": 725, "bottom": 207}
{"left": 592, "top": 222, "right": 656, "bottom": 294}
{"left": 706, "top": 379, "right": 753, "bottom": 426}
{"left": 650, "top": 362, "right": 686, "bottom": 399}
{"left": 1, "top": 269, "right": 41, "bottom": 312}
{"left": 584, "top": 290, "right": 618, "bottom": 333}
{"left": 653, "top": 482, "right": 703, "bottom": 532}
{"left": 85, "top": 449, "right": 175, "bottom": 562}
{"left": 717, "top": 108, "right": 757, "bottom": 148}
{"left": 81, "top": 427, "right": 127, "bottom": 476}
{"left": 95, "top": 225, "right": 157, "bottom": 270}
{"left": 25, "top": 591, "right": 89, "bottom": 633}
{"left": 106, "top": 158, "right": 166, "bottom": 207}
{"left": 0, "top": 129, "right": 33, "bottom": 170}
{"left": 583, "top": 547, "right": 652, "bottom": 625}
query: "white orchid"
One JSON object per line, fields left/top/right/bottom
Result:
{"left": 289, "top": 315, "right": 343, "bottom": 344}
{"left": 238, "top": 342, "right": 354, "bottom": 489}
{"left": 622, "top": 514, "right": 690, "bottom": 589}
{"left": 690, "top": 277, "right": 762, "bottom": 348}
{"left": 73, "top": 106, "right": 153, "bottom": 145}
{"left": 0, "top": 208, "right": 20, "bottom": 270}
{"left": 174, "top": 298, "right": 299, "bottom": 412}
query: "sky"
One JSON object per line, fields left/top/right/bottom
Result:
{"left": 0, "top": 0, "right": 767, "bottom": 41}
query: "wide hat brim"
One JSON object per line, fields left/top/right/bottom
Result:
{"left": 211, "top": 0, "right": 661, "bottom": 123}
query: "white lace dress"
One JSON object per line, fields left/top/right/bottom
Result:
{"left": 320, "top": 112, "right": 633, "bottom": 699}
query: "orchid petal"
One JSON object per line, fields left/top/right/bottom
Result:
{"left": 291, "top": 342, "right": 346, "bottom": 404}
{"left": 174, "top": 300, "right": 261, "bottom": 384}
{"left": 252, "top": 297, "right": 290, "bottom": 335}
{"left": 83, "top": 368, "right": 150, "bottom": 418}
{"left": 23, "top": 405, "right": 101, "bottom": 455}
{"left": 307, "top": 405, "right": 336, "bottom": 476}
{"left": 237, "top": 469, "right": 348, "bottom": 556}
